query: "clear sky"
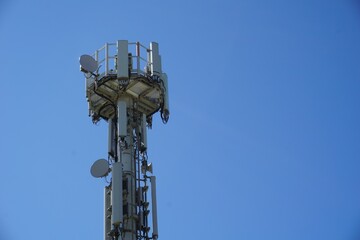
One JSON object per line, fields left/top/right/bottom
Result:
{"left": 1, "top": 0, "right": 360, "bottom": 240}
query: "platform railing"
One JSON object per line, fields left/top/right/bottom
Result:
{"left": 93, "top": 42, "right": 151, "bottom": 78}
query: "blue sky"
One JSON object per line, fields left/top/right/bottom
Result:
{"left": 1, "top": 0, "right": 360, "bottom": 239}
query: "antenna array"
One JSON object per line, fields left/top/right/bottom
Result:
{"left": 80, "top": 40, "right": 169, "bottom": 240}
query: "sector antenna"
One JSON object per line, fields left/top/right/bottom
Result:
{"left": 79, "top": 41, "right": 169, "bottom": 240}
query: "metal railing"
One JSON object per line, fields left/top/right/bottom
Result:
{"left": 93, "top": 41, "right": 152, "bottom": 78}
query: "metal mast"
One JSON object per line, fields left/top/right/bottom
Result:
{"left": 80, "top": 40, "right": 169, "bottom": 240}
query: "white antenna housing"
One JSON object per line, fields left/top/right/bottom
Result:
{"left": 116, "top": 40, "right": 129, "bottom": 79}
{"left": 141, "top": 113, "right": 148, "bottom": 151}
{"left": 111, "top": 162, "right": 123, "bottom": 225}
{"left": 150, "top": 42, "right": 161, "bottom": 77}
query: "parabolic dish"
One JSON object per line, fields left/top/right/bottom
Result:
{"left": 80, "top": 54, "right": 98, "bottom": 73}
{"left": 90, "top": 159, "right": 110, "bottom": 178}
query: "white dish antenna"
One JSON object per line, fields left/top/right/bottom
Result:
{"left": 90, "top": 159, "right": 110, "bottom": 178}
{"left": 80, "top": 54, "right": 98, "bottom": 73}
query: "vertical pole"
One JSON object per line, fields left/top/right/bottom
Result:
{"left": 150, "top": 176, "right": 158, "bottom": 239}
{"left": 111, "top": 99, "right": 128, "bottom": 227}
{"left": 123, "top": 137, "right": 135, "bottom": 240}
{"left": 105, "top": 43, "right": 109, "bottom": 76}
{"left": 118, "top": 97, "right": 136, "bottom": 240}
{"left": 136, "top": 42, "right": 140, "bottom": 75}
{"left": 95, "top": 50, "right": 99, "bottom": 63}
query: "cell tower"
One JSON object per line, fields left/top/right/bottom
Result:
{"left": 79, "top": 40, "right": 169, "bottom": 240}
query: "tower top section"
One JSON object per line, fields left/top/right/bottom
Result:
{"left": 80, "top": 40, "right": 169, "bottom": 124}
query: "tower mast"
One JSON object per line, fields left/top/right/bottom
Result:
{"left": 80, "top": 40, "right": 169, "bottom": 240}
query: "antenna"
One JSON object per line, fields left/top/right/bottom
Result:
{"left": 90, "top": 159, "right": 110, "bottom": 178}
{"left": 80, "top": 40, "right": 169, "bottom": 240}
{"left": 79, "top": 54, "right": 98, "bottom": 73}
